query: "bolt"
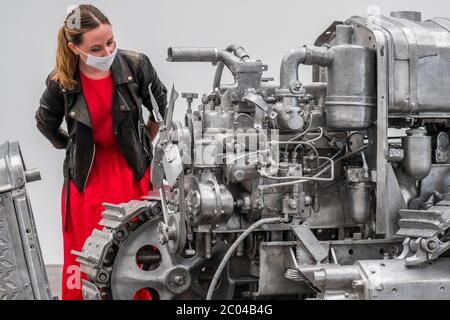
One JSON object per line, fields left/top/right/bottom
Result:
{"left": 153, "top": 206, "right": 161, "bottom": 214}
{"left": 174, "top": 275, "right": 186, "bottom": 286}
{"left": 116, "top": 230, "right": 124, "bottom": 239}
{"left": 390, "top": 246, "right": 399, "bottom": 256}
{"left": 234, "top": 170, "right": 245, "bottom": 181}
{"left": 352, "top": 280, "right": 364, "bottom": 288}
{"left": 289, "top": 201, "right": 297, "bottom": 210}
{"left": 427, "top": 240, "right": 438, "bottom": 251}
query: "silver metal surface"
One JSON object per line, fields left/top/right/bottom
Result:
{"left": 325, "top": 25, "right": 376, "bottom": 130}
{"left": 0, "top": 141, "right": 52, "bottom": 300}
{"left": 402, "top": 128, "right": 432, "bottom": 180}
{"left": 313, "top": 258, "right": 450, "bottom": 300}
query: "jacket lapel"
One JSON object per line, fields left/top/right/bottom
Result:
{"left": 66, "top": 63, "right": 91, "bottom": 127}
{"left": 111, "top": 50, "right": 136, "bottom": 130}
{"left": 69, "top": 94, "right": 92, "bottom": 128}
{"left": 110, "top": 49, "right": 136, "bottom": 85}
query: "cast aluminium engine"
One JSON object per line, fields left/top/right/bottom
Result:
{"left": 74, "top": 11, "right": 450, "bottom": 300}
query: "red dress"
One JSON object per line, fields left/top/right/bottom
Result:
{"left": 60, "top": 71, "right": 152, "bottom": 300}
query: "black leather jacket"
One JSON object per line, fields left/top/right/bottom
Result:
{"left": 35, "top": 49, "right": 167, "bottom": 227}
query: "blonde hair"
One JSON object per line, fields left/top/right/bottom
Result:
{"left": 51, "top": 4, "right": 111, "bottom": 90}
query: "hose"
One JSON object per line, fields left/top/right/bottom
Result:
{"left": 235, "top": 113, "right": 254, "bottom": 126}
{"left": 206, "top": 217, "right": 286, "bottom": 300}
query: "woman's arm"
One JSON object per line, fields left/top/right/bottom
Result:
{"left": 137, "top": 53, "right": 168, "bottom": 121}
{"left": 35, "top": 72, "right": 69, "bottom": 149}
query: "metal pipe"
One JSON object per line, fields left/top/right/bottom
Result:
{"left": 259, "top": 145, "right": 368, "bottom": 189}
{"left": 167, "top": 47, "right": 242, "bottom": 72}
{"left": 280, "top": 46, "right": 308, "bottom": 90}
{"left": 276, "top": 46, "right": 333, "bottom": 131}
{"left": 303, "top": 82, "right": 327, "bottom": 96}
{"left": 168, "top": 47, "right": 246, "bottom": 89}
{"left": 167, "top": 47, "right": 220, "bottom": 62}
{"left": 24, "top": 168, "right": 41, "bottom": 183}
{"left": 279, "top": 46, "right": 333, "bottom": 90}
{"left": 213, "top": 44, "right": 250, "bottom": 90}
{"left": 259, "top": 156, "right": 335, "bottom": 188}
{"left": 168, "top": 47, "right": 236, "bottom": 73}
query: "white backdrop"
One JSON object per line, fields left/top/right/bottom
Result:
{"left": 0, "top": 0, "right": 448, "bottom": 264}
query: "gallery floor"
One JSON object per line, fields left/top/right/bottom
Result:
{"left": 46, "top": 265, "right": 62, "bottom": 299}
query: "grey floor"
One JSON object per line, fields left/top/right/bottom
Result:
{"left": 46, "top": 265, "right": 62, "bottom": 299}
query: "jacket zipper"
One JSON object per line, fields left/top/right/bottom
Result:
{"left": 138, "top": 120, "right": 150, "bottom": 158}
{"left": 124, "top": 80, "right": 150, "bottom": 159}
{"left": 83, "top": 144, "right": 96, "bottom": 192}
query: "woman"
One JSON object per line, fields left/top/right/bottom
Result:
{"left": 35, "top": 4, "right": 167, "bottom": 300}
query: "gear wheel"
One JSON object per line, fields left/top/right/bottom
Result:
{"left": 74, "top": 199, "right": 232, "bottom": 299}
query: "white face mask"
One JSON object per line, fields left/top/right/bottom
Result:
{"left": 77, "top": 46, "right": 117, "bottom": 72}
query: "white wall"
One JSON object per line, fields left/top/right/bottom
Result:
{"left": 0, "top": 0, "right": 448, "bottom": 264}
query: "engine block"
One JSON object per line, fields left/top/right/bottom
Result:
{"left": 75, "top": 11, "right": 450, "bottom": 300}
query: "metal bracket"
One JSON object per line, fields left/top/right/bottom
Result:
{"left": 291, "top": 225, "right": 329, "bottom": 263}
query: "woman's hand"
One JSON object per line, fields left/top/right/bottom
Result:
{"left": 146, "top": 120, "right": 160, "bottom": 141}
